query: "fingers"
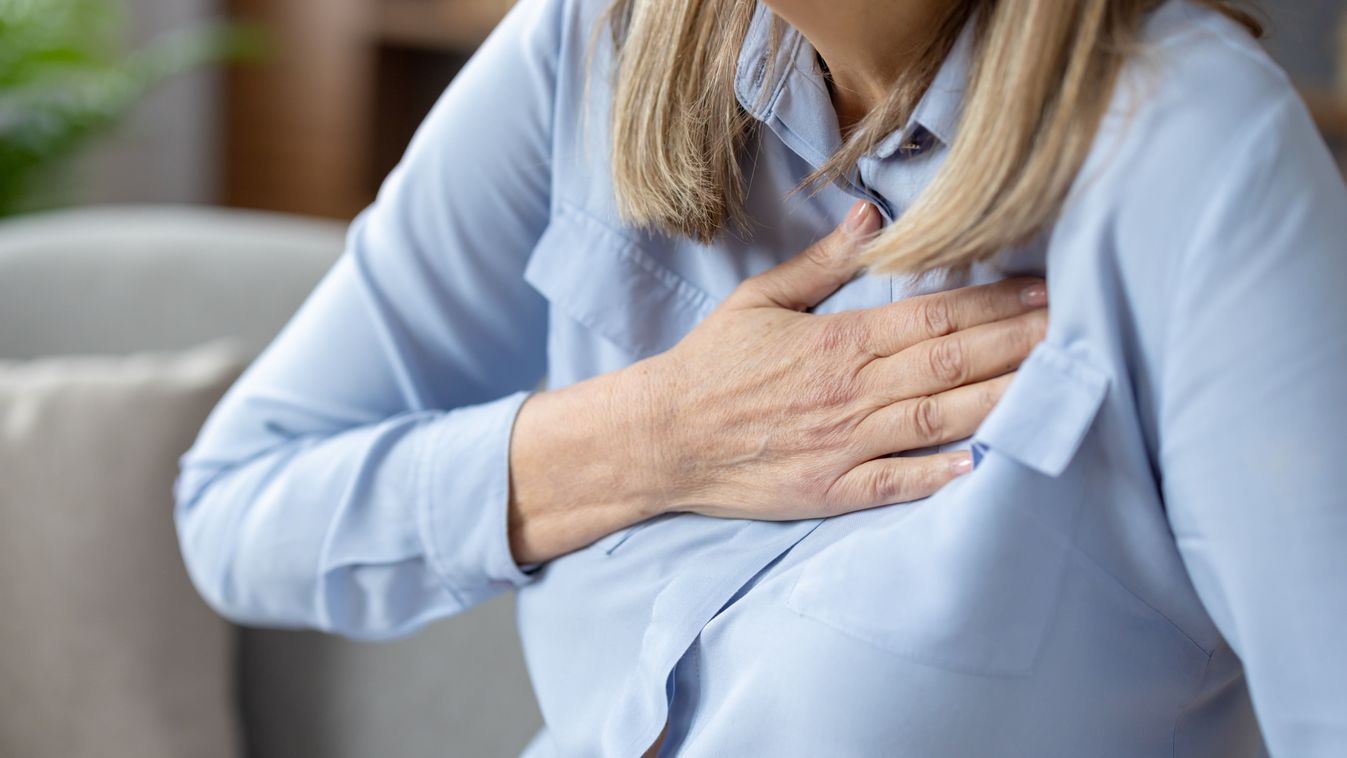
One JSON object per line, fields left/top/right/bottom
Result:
{"left": 860, "top": 308, "right": 1047, "bottom": 401}
{"left": 853, "top": 373, "right": 1016, "bottom": 459}
{"left": 827, "top": 451, "right": 973, "bottom": 512}
{"left": 726, "top": 200, "right": 881, "bottom": 312}
{"left": 861, "top": 277, "right": 1048, "bottom": 357}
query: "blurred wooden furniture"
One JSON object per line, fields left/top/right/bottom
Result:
{"left": 1303, "top": 88, "right": 1347, "bottom": 141}
{"left": 1301, "top": 87, "right": 1347, "bottom": 174}
{"left": 223, "top": 0, "right": 514, "bottom": 220}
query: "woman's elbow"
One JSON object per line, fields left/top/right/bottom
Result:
{"left": 172, "top": 465, "right": 311, "bottom": 629}
{"left": 173, "top": 470, "right": 255, "bottom": 625}
{"left": 172, "top": 465, "right": 448, "bottom": 640}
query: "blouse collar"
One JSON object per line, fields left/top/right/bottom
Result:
{"left": 732, "top": 4, "right": 975, "bottom": 168}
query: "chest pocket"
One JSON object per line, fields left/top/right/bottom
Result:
{"left": 785, "top": 342, "right": 1109, "bottom": 677}
{"left": 523, "top": 202, "right": 717, "bottom": 362}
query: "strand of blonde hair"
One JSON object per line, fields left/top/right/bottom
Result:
{"left": 600, "top": 0, "right": 1261, "bottom": 273}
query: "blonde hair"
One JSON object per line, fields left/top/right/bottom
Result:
{"left": 598, "top": 0, "right": 1261, "bottom": 274}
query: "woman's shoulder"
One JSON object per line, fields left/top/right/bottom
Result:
{"left": 1095, "top": 0, "right": 1309, "bottom": 182}
{"left": 1074, "top": 0, "right": 1322, "bottom": 262}
{"left": 1061, "top": 2, "right": 1344, "bottom": 387}
{"left": 1138, "top": 1, "right": 1293, "bottom": 122}
{"left": 484, "top": 0, "right": 615, "bottom": 75}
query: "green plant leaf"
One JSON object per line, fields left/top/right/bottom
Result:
{"left": 0, "top": 0, "right": 260, "bottom": 216}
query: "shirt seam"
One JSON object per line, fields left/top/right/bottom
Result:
{"left": 1171, "top": 641, "right": 1218, "bottom": 758}
{"left": 1068, "top": 540, "right": 1213, "bottom": 658}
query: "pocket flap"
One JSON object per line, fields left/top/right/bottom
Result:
{"left": 524, "top": 203, "right": 715, "bottom": 359}
{"left": 974, "top": 342, "right": 1109, "bottom": 477}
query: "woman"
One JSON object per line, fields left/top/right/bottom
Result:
{"left": 175, "top": 0, "right": 1347, "bottom": 754}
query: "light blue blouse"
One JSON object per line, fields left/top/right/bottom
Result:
{"left": 174, "top": 0, "right": 1347, "bottom": 755}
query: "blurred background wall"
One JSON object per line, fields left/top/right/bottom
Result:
{"left": 60, "top": 0, "right": 1347, "bottom": 224}
{"left": 1264, "top": 0, "right": 1341, "bottom": 86}
{"left": 71, "top": 0, "right": 223, "bottom": 206}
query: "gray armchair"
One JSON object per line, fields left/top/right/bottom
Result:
{"left": 0, "top": 205, "right": 542, "bottom": 757}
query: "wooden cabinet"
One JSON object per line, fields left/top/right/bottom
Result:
{"left": 223, "top": 0, "right": 513, "bottom": 220}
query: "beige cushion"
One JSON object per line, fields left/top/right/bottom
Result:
{"left": 0, "top": 342, "right": 247, "bottom": 758}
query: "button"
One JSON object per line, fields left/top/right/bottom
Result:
{"left": 896, "top": 125, "right": 937, "bottom": 159}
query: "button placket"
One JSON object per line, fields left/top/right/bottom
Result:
{"left": 853, "top": 162, "right": 895, "bottom": 222}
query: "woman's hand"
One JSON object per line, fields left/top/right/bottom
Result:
{"left": 631, "top": 200, "right": 1048, "bottom": 519}
{"left": 508, "top": 201, "right": 1046, "bottom": 563}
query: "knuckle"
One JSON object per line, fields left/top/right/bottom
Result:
{"left": 916, "top": 461, "right": 948, "bottom": 497}
{"left": 876, "top": 463, "right": 934, "bottom": 504}
{"left": 928, "top": 338, "right": 966, "bottom": 385}
{"left": 909, "top": 396, "right": 944, "bottom": 442}
{"left": 801, "top": 461, "right": 840, "bottom": 501}
{"left": 916, "top": 298, "right": 954, "bottom": 338}
{"left": 870, "top": 465, "right": 906, "bottom": 502}
{"left": 813, "top": 315, "right": 866, "bottom": 354}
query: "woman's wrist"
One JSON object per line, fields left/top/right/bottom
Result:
{"left": 506, "top": 359, "right": 679, "bottom": 564}
{"left": 608, "top": 353, "right": 688, "bottom": 514}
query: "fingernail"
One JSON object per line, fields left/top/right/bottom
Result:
{"left": 843, "top": 201, "right": 878, "bottom": 236}
{"left": 1020, "top": 282, "right": 1047, "bottom": 307}
{"left": 951, "top": 453, "right": 974, "bottom": 475}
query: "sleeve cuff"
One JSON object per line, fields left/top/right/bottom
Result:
{"left": 416, "top": 390, "right": 537, "bottom": 608}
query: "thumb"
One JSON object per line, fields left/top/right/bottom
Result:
{"left": 728, "top": 200, "right": 881, "bottom": 311}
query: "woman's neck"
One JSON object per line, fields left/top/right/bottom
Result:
{"left": 764, "top": 0, "right": 950, "bottom": 137}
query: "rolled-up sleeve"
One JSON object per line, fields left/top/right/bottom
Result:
{"left": 174, "top": 0, "right": 564, "bottom": 640}
{"left": 1159, "top": 92, "right": 1347, "bottom": 754}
